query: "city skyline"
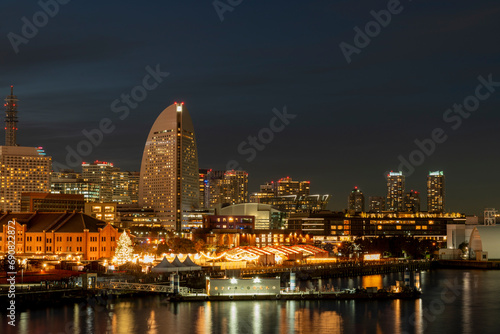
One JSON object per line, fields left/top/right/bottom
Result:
{"left": 0, "top": 88, "right": 485, "bottom": 215}
{"left": 1, "top": 1, "right": 499, "bottom": 215}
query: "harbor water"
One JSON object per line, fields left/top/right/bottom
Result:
{"left": 1, "top": 269, "right": 498, "bottom": 334}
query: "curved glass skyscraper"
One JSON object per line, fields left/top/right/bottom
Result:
{"left": 139, "top": 102, "right": 199, "bottom": 231}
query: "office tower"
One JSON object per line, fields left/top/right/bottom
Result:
{"left": 252, "top": 177, "right": 310, "bottom": 200}
{"left": 221, "top": 170, "right": 248, "bottom": 205}
{"left": 260, "top": 182, "right": 276, "bottom": 195}
{"left": 404, "top": 190, "right": 420, "bottom": 213}
{"left": 427, "top": 171, "right": 445, "bottom": 213}
{"left": 386, "top": 171, "right": 405, "bottom": 212}
{"left": 50, "top": 169, "right": 101, "bottom": 202}
{"left": 369, "top": 196, "right": 386, "bottom": 212}
{"left": 348, "top": 186, "right": 365, "bottom": 213}
{"left": 200, "top": 169, "right": 248, "bottom": 208}
{"left": 4, "top": 86, "right": 18, "bottom": 146}
{"left": 139, "top": 102, "right": 199, "bottom": 231}
{"left": 82, "top": 161, "right": 118, "bottom": 202}
{"left": 249, "top": 182, "right": 275, "bottom": 203}
{"left": 127, "top": 172, "right": 140, "bottom": 204}
{"left": 0, "top": 146, "right": 51, "bottom": 212}
{"left": 276, "top": 177, "right": 310, "bottom": 196}
{"left": 199, "top": 168, "right": 210, "bottom": 209}
{"left": 111, "top": 171, "right": 140, "bottom": 204}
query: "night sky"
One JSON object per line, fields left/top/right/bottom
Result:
{"left": 1, "top": 0, "right": 499, "bottom": 215}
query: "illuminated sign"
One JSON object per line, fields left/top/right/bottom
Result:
{"left": 363, "top": 254, "right": 381, "bottom": 261}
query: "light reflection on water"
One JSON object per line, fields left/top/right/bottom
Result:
{"left": 3, "top": 270, "right": 499, "bottom": 334}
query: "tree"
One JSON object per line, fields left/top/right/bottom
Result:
{"left": 114, "top": 232, "right": 134, "bottom": 265}
{"left": 167, "top": 237, "right": 196, "bottom": 254}
{"left": 194, "top": 239, "right": 208, "bottom": 253}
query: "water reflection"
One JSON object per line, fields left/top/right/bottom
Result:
{"left": 362, "top": 275, "right": 383, "bottom": 290}
{"left": 5, "top": 271, "right": 499, "bottom": 334}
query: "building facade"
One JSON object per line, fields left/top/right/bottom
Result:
{"left": 387, "top": 171, "right": 405, "bottom": 212}
{"left": 288, "top": 210, "right": 465, "bottom": 242}
{"left": 0, "top": 212, "right": 120, "bottom": 261}
{"left": 404, "top": 190, "right": 421, "bottom": 213}
{"left": 203, "top": 215, "right": 255, "bottom": 230}
{"left": 84, "top": 202, "right": 117, "bottom": 224}
{"left": 139, "top": 102, "right": 199, "bottom": 231}
{"left": 20, "top": 192, "right": 84, "bottom": 212}
{"left": 250, "top": 194, "right": 330, "bottom": 217}
{"left": 0, "top": 146, "right": 51, "bottom": 212}
{"left": 369, "top": 196, "right": 386, "bottom": 212}
{"left": 82, "top": 161, "right": 118, "bottom": 203}
{"left": 427, "top": 171, "right": 445, "bottom": 213}
{"left": 348, "top": 187, "right": 365, "bottom": 213}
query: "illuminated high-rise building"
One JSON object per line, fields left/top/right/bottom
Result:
{"left": 199, "top": 169, "right": 248, "bottom": 209}
{"left": 82, "top": 161, "right": 118, "bottom": 202}
{"left": 139, "top": 102, "right": 199, "bottom": 231}
{"left": 404, "top": 190, "right": 420, "bottom": 213}
{"left": 276, "top": 177, "right": 310, "bottom": 196}
{"left": 221, "top": 170, "right": 248, "bottom": 205}
{"left": 348, "top": 186, "right": 364, "bottom": 213}
{"left": 0, "top": 146, "right": 51, "bottom": 212}
{"left": 50, "top": 169, "right": 101, "bottom": 202}
{"left": 369, "top": 196, "right": 386, "bottom": 212}
{"left": 4, "top": 86, "right": 18, "bottom": 146}
{"left": 386, "top": 171, "right": 405, "bottom": 212}
{"left": 427, "top": 171, "right": 445, "bottom": 213}
{"left": 111, "top": 171, "right": 140, "bottom": 204}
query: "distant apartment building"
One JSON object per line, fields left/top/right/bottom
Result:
{"left": 369, "top": 196, "right": 386, "bottom": 212}
{"left": 275, "top": 177, "right": 310, "bottom": 196}
{"left": 404, "top": 190, "right": 421, "bottom": 213}
{"left": 253, "top": 177, "right": 310, "bottom": 197}
{"left": 111, "top": 171, "right": 140, "bottom": 204}
{"left": 387, "top": 171, "right": 405, "bottom": 212}
{"left": 427, "top": 171, "right": 445, "bottom": 213}
{"left": 199, "top": 169, "right": 248, "bottom": 209}
{"left": 82, "top": 161, "right": 118, "bottom": 203}
{"left": 348, "top": 187, "right": 365, "bottom": 213}
{"left": 250, "top": 177, "right": 326, "bottom": 216}
{"left": 0, "top": 146, "right": 52, "bottom": 212}
{"left": 51, "top": 169, "right": 101, "bottom": 202}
